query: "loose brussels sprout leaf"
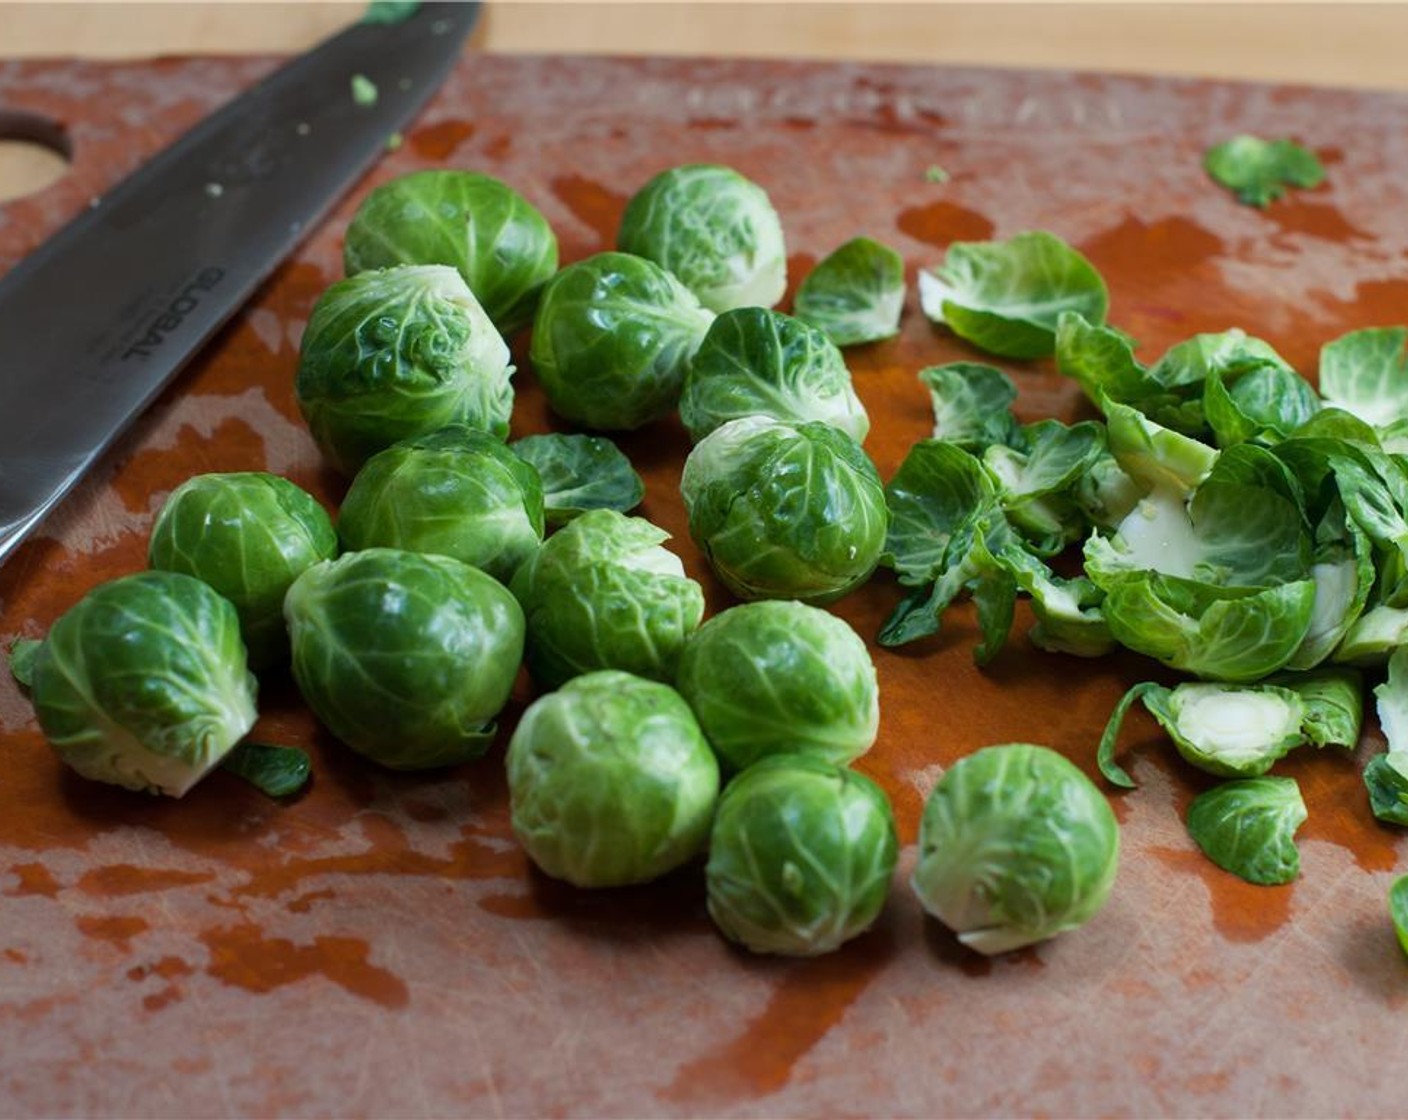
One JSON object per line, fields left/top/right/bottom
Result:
{"left": 530, "top": 251, "right": 713, "bottom": 430}
{"left": 792, "top": 236, "right": 905, "bottom": 347}
{"left": 1101, "top": 678, "right": 1313, "bottom": 787}
{"left": 680, "top": 417, "right": 887, "bottom": 604}
{"left": 1204, "top": 135, "right": 1325, "bottom": 208}
{"left": 1334, "top": 604, "right": 1408, "bottom": 666}
{"left": 148, "top": 472, "right": 338, "bottom": 669}
{"left": 219, "top": 742, "right": 312, "bottom": 798}
{"left": 881, "top": 439, "right": 999, "bottom": 587}
{"left": 509, "top": 433, "right": 644, "bottom": 526}
{"left": 285, "top": 549, "right": 524, "bottom": 770}
{"left": 337, "top": 426, "right": 544, "bottom": 585}
{"left": 1097, "top": 682, "right": 1163, "bottom": 789}
{"left": 984, "top": 419, "right": 1106, "bottom": 552}
{"left": 507, "top": 671, "right": 719, "bottom": 887}
{"left": 706, "top": 755, "right": 898, "bottom": 956}
{"left": 1363, "top": 753, "right": 1408, "bottom": 826}
{"left": 1149, "top": 329, "right": 1296, "bottom": 392}
{"left": 1314, "top": 449, "right": 1408, "bottom": 603}
{"left": 1144, "top": 681, "right": 1307, "bottom": 778}
{"left": 362, "top": 1, "right": 419, "bottom": 24}
{"left": 1205, "top": 364, "right": 1321, "bottom": 448}
{"left": 1272, "top": 667, "right": 1363, "bottom": 749}
{"left": 1098, "top": 573, "right": 1316, "bottom": 682}
{"left": 510, "top": 510, "right": 704, "bottom": 689}
{"left": 969, "top": 550, "right": 1019, "bottom": 665}
{"left": 8, "top": 637, "right": 41, "bottom": 689}
{"left": 1373, "top": 645, "right": 1408, "bottom": 753}
{"left": 1288, "top": 407, "right": 1383, "bottom": 447}
{"left": 28, "top": 572, "right": 258, "bottom": 797}
{"left": 1072, "top": 451, "right": 1143, "bottom": 533}
{"left": 1319, "top": 327, "right": 1408, "bottom": 432}
{"left": 342, "top": 170, "right": 558, "bottom": 334}
{"left": 918, "top": 363, "right": 1021, "bottom": 451}
{"left": 676, "top": 600, "right": 878, "bottom": 772}
{"left": 1185, "top": 776, "right": 1306, "bottom": 885}
{"left": 617, "top": 163, "right": 787, "bottom": 313}
{"left": 1055, "top": 312, "right": 1152, "bottom": 407}
{"left": 877, "top": 442, "right": 1020, "bottom": 651}
{"left": 918, "top": 231, "right": 1109, "bottom": 360}
{"left": 678, "top": 307, "right": 869, "bottom": 444}
{"left": 999, "top": 544, "right": 1114, "bottom": 658}
{"left": 1101, "top": 397, "right": 1216, "bottom": 496}
{"left": 912, "top": 743, "right": 1119, "bottom": 955}
{"left": 295, "top": 264, "right": 513, "bottom": 474}
{"left": 1391, "top": 876, "right": 1408, "bottom": 958}
{"left": 1086, "top": 472, "right": 1309, "bottom": 592}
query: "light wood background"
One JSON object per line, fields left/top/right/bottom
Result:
{"left": 4, "top": 2, "right": 1408, "bottom": 201}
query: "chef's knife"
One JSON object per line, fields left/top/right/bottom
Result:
{"left": 0, "top": 2, "right": 480, "bottom": 567}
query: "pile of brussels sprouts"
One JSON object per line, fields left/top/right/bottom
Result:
{"left": 11, "top": 161, "right": 1160, "bottom": 962}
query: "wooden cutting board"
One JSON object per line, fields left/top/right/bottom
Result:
{"left": 2, "top": 50, "right": 1406, "bottom": 1117}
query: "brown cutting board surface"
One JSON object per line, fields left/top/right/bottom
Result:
{"left": 2, "top": 51, "right": 1407, "bottom": 1117}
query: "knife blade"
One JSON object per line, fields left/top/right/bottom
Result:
{"left": 0, "top": 1, "right": 480, "bottom": 567}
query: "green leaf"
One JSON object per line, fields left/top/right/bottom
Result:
{"left": 1318, "top": 327, "right": 1408, "bottom": 430}
{"left": 1390, "top": 876, "right": 1408, "bottom": 958}
{"left": 793, "top": 237, "right": 905, "bottom": 347}
{"left": 1271, "top": 668, "right": 1363, "bottom": 749}
{"left": 8, "top": 638, "right": 41, "bottom": 690}
{"left": 1374, "top": 645, "right": 1408, "bottom": 753}
{"left": 1204, "top": 135, "right": 1325, "bottom": 208}
{"left": 1363, "top": 753, "right": 1408, "bottom": 826}
{"left": 362, "top": 1, "right": 420, "bottom": 23}
{"left": 918, "top": 363, "right": 1021, "bottom": 451}
{"left": 510, "top": 433, "right": 645, "bottom": 527}
{"left": 1144, "top": 681, "right": 1306, "bottom": 778}
{"left": 918, "top": 231, "right": 1108, "bottom": 360}
{"left": 1097, "top": 681, "right": 1166, "bottom": 789}
{"left": 219, "top": 742, "right": 313, "bottom": 798}
{"left": 1186, "top": 776, "right": 1306, "bottom": 885}
{"left": 881, "top": 439, "right": 997, "bottom": 586}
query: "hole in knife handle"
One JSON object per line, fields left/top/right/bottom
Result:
{"left": 0, "top": 111, "right": 72, "bottom": 203}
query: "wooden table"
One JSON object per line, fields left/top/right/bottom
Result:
{"left": 3, "top": 6, "right": 1408, "bottom": 1117}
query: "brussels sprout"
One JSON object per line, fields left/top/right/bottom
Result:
{"left": 680, "top": 416, "right": 888, "bottom": 604}
{"left": 912, "top": 743, "right": 1119, "bottom": 954}
{"left": 510, "top": 510, "right": 704, "bottom": 689}
{"left": 506, "top": 671, "right": 719, "bottom": 887}
{"left": 529, "top": 252, "right": 713, "bottom": 430}
{"left": 792, "top": 236, "right": 905, "bottom": 348}
{"left": 617, "top": 163, "right": 787, "bottom": 313}
{"left": 1185, "top": 776, "right": 1306, "bottom": 885}
{"left": 338, "top": 425, "right": 544, "bottom": 584}
{"left": 343, "top": 169, "right": 558, "bottom": 334}
{"left": 148, "top": 472, "right": 337, "bottom": 669}
{"left": 26, "top": 571, "right": 258, "bottom": 797}
{"left": 295, "top": 264, "right": 513, "bottom": 474}
{"left": 509, "top": 433, "right": 644, "bottom": 526}
{"left": 284, "top": 548, "right": 523, "bottom": 770}
{"left": 679, "top": 307, "right": 869, "bottom": 444}
{"left": 706, "top": 755, "right": 898, "bottom": 956}
{"left": 676, "top": 601, "right": 879, "bottom": 772}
